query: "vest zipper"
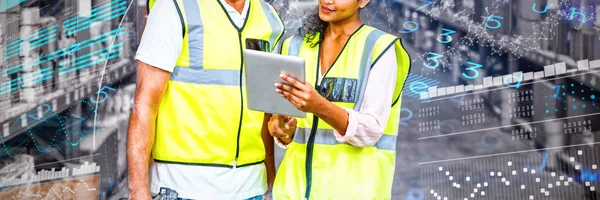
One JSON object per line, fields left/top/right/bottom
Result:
{"left": 304, "top": 44, "right": 324, "bottom": 199}
{"left": 215, "top": 0, "right": 252, "bottom": 168}
{"left": 304, "top": 115, "right": 319, "bottom": 199}
{"left": 234, "top": 31, "right": 244, "bottom": 168}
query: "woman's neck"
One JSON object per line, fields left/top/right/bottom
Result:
{"left": 325, "top": 14, "right": 362, "bottom": 39}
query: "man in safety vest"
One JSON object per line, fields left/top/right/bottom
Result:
{"left": 127, "top": 0, "right": 284, "bottom": 199}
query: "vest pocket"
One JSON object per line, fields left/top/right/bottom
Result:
{"left": 318, "top": 78, "right": 357, "bottom": 103}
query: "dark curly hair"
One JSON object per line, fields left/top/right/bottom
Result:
{"left": 298, "top": 8, "right": 328, "bottom": 48}
{"left": 297, "top": 6, "right": 366, "bottom": 48}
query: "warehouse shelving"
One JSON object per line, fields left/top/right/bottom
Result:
{"left": 0, "top": 58, "right": 133, "bottom": 143}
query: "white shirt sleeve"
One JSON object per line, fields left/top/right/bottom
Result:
{"left": 135, "top": 0, "right": 183, "bottom": 72}
{"left": 333, "top": 47, "right": 398, "bottom": 147}
{"left": 274, "top": 136, "right": 290, "bottom": 149}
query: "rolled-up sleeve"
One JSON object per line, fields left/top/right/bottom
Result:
{"left": 135, "top": 0, "right": 183, "bottom": 72}
{"left": 274, "top": 136, "right": 291, "bottom": 149}
{"left": 333, "top": 47, "right": 398, "bottom": 147}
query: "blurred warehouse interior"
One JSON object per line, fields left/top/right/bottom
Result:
{"left": 0, "top": 0, "right": 599, "bottom": 199}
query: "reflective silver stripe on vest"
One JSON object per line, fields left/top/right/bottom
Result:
{"left": 354, "top": 30, "right": 386, "bottom": 111}
{"left": 287, "top": 35, "right": 303, "bottom": 56}
{"left": 171, "top": 67, "right": 240, "bottom": 86}
{"left": 170, "top": 0, "right": 225, "bottom": 85}
{"left": 293, "top": 128, "right": 397, "bottom": 151}
{"left": 182, "top": 0, "right": 203, "bottom": 68}
{"left": 259, "top": 1, "right": 283, "bottom": 50}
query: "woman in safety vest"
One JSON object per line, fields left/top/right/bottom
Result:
{"left": 265, "top": 0, "right": 411, "bottom": 198}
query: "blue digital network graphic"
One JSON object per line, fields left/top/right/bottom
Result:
{"left": 0, "top": 86, "right": 116, "bottom": 159}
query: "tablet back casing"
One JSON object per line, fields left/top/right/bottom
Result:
{"left": 244, "top": 49, "right": 307, "bottom": 118}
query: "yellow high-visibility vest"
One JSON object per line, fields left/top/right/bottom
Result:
{"left": 150, "top": 0, "right": 284, "bottom": 167}
{"left": 273, "top": 25, "right": 411, "bottom": 199}
{"left": 147, "top": 0, "right": 156, "bottom": 13}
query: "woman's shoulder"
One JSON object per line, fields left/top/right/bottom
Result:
{"left": 358, "top": 25, "right": 409, "bottom": 63}
{"left": 355, "top": 25, "right": 401, "bottom": 54}
{"left": 283, "top": 34, "right": 304, "bottom": 43}
{"left": 282, "top": 33, "right": 321, "bottom": 49}
{"left": 361, "top": 25, "right": 400, "bottom": 41}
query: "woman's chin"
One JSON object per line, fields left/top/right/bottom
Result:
{"left": 318, "top": 13, "right": 334, "bottom": 22}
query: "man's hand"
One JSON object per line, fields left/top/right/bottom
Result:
{"left": 130, "top": 190, "right": 153, "bottom": 200}
{"left": 268, "top": 114, "right": 296, "bottom": 144}
{"left": 262, "top": 191, "right": 273, "bottom": 200}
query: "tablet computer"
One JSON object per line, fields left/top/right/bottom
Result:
{"left": 244, "top": 49, "right": 306, "bottom": 118}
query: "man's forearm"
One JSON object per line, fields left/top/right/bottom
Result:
{"left": 261, "top": 113, "right": 276, "bottom": 193}
{"left": 126, "top": 61, "right": 171, "bottom": 199}
{"left": 127, "top": 103, "right": 157, "bottom": 198}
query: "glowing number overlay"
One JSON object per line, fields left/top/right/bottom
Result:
{"left": 532, "top": 3, "right": 548, "bottom": 14}
{"left": 399, "top": 108, "right": 413, "bottom": 126}
{"left": 91, "top": 86, "right": 116, "bottom": 103}
{"left": 28, "top": 104, "right": 52, "bottom": 120}
{"left": 409, "top": 81, "right": 429, "bottom": 95}
{"left": 437, "top": 120, "right": 456, "bottom": 135}
{"left": 503, "top": 73, "right": 523, "bottom": 89}
{"left": 526, "top": 152, "right": 548, "bottom": 171}
{"left": 405, "top": 188, "right": 424, "bottom": 200}
{"left": 399, "top": 21, "right": 419, "bottom": 34}
{"left": 462, "top": 61, "right": 482, "bottom": 79}
{"left": 552, "top": 85, "right": 562, "bottom": 100}
{"left": 415, "top": 0, "right": 433, "bottom": 11}
{"left": 485, "top": 15, "right": 504, "bottom": 29}
{"left": 424, "top": 52, "right": 444, "bottom": 69}
{"left": 481, "top": 133, "right": 502, "bottom": 150}
{"left": 437, "top": 28, "right": 456, "bottom": 44}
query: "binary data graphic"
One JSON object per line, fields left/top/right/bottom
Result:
{"left": 324, "top": 0, "right": 600, "bottom": 199}
{"left": 0, "top": 0, "right": 599, "bottom": 199}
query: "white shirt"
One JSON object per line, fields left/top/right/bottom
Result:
{"left": 331, "top": 48, "right": 398, "bottom": 147}
{"left": 136, "top": 0, "right": 264, "bottom": 199}
{"left": 275, "top": 47, "right": 399, "bottom": 148}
